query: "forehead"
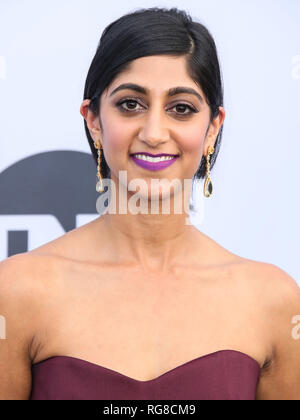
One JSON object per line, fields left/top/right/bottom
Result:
{"left": 105, "top": 55, "right": 203, "bottom": 97}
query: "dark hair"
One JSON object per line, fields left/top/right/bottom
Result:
{"left": 83, "top": 6, "right": 224, "bottom": 182}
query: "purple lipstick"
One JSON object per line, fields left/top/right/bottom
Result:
{"left": 130, "top": 153, "right": 179, "bottom": 171}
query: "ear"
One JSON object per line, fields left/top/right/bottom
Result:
{"left": 203, "top": 106, "right": 225, "bottom": 156}
{"left": 80, "top": 99, "right": 102, "bottom": 146}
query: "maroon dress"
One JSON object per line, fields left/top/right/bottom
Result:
{"left": 29, "top": 350, "right": 261, "bottom": 400}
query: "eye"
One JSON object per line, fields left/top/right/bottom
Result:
{"left": 116, "top": 99, "right": 143, "bottom": 112}
{"left": 171, "top": 103, "right": 197, "bottom": 116}
{"left": 115, "top": 98, "right": 198, "bottom": 117}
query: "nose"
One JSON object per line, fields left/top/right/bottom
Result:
{"left": 138, "top": 104, "right": 170, "bottom": 148}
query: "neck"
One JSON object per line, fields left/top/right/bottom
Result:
{"left": 94, "top": 179, "right": 198, "bottom": 274}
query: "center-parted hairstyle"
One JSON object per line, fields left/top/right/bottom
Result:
{"left": 83, "top": 6, "right": 224, "bottom": 182}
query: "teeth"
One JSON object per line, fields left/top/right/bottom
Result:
{"left": 133, "top": 154, "right": 176, "bottom": 162}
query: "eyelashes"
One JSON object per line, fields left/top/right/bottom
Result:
{"left": 115, "top": 98, "right": 198, "bottom": 117}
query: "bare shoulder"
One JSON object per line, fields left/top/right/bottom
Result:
{"left": 1, "top": 251, "right": 46, "bottom": 285}
{"left": 0, "top": 251, "right": 66, "bottom": 351}
{"left": 0, "top": 251, "right": 63, "bottom": 297}
{"left": 0, "top": 253, "right": 47, "bottom": 326}
{"left": 190, "top": 228, "right": 251, "bottom": 268}
{"left": 237, "top": 259, "right": 300, "bottom": 308}
{"left": 198, "top": 230, "right": 298, "bottom": 302}
{"left": 27, "top": 219, "right": 100, "bottom": 263}
{"left": 223, "top": 257, "right": 300, "bottom": 400}
{"left": 228, "top": 257, "right": 300, "bottom": 322}
{"left": 0, "top": 252, "right": 61, "bottom": 345}
{"left": 240, "top": 260, "right": 300, "bottom": 400}
{"left": 0, "top": 252, "right": 57, "bottom": 399}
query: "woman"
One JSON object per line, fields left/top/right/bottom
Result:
{"left": 1, "top": 7, "right": 300, "bottom": 401}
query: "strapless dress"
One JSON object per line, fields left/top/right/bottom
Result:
{"left": 29, "top": 349, "right": 261, "bottom": 400}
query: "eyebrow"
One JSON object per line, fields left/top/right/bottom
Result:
{"left": 109, "top": 83, "right": 204, "bottom": 104}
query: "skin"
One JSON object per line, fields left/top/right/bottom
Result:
{"left": 0, "top": 55, "right": 300, "bottom": 400}
{"left": 81, "top": 54, "right": 225, "bottom": 274}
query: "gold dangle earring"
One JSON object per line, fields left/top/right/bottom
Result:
{"left": 94, "top": 142, "right": 104, "bottom": 193}
{"left": 203, "top": 145, "right": 214, "bottom": 198}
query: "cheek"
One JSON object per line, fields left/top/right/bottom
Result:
{"left": 101, "top": 112, "right": 131, "bottom": 155}
{"left": 177, "top": 124, "right": 206, "bottom": 154}
{"left": 176, "top": 123, "right": 208, "bottom": 176}
{"left": 98, "top": 112, "right": 129, "bottom": 174}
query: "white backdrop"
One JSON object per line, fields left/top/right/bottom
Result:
{"left": 0, "top": 0, "right": 299, "bottom": 284}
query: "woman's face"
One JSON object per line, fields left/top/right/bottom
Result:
{"left": 83, "top": 55, "right": 225, "bottom": 204}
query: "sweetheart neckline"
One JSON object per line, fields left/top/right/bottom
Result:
{"left": 31, "top": 349, "right": 262, "bottom": 384}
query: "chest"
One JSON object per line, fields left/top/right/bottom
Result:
{"left": 33, "top": 263, "right": 268, "bottom": 379}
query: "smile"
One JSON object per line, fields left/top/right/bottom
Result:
{"left": 130, "top": 154, "right": 179, "bottom": 171}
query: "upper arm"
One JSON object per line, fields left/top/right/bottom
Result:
{"left": 0, "top": 254, "right": 38, "bottom": 400}
{"left": 256, "top": 264, "right": 300, "bottom": 400}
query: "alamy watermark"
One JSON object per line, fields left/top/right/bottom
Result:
{"left": 0, "top": 315, "right": 6, "bottom": 339}
{"left": 291, "top": 315, "right": 300, "bottom": 340}
{"left": 95, "top": 171, "right": 205, "bottom": 226}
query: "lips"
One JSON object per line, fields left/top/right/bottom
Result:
{"left": 130, "top": 152, "right": 180, "bottom": 158}
{"left": 130, "top": 154, "right": 179, "bottom": 171}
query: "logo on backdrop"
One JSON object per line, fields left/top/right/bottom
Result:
{"left": 0, "top": 151, "right": 101, "bottom": 260}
